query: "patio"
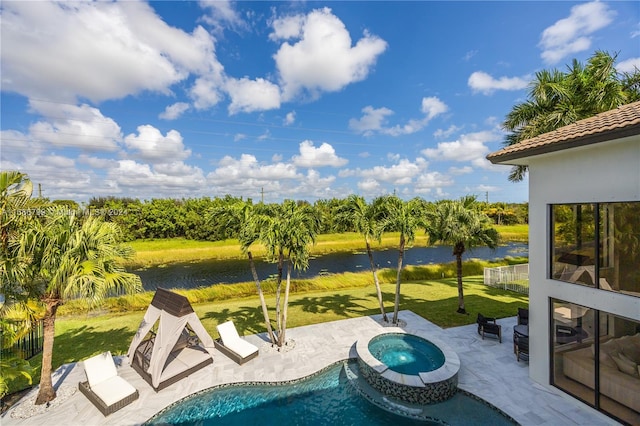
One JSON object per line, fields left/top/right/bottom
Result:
{"left": 2, "top": 310, "right": 616, "bottom": 425}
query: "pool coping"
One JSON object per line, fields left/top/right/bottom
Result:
{"left": 355, "top": 329, "right": 460, "bottom": 388}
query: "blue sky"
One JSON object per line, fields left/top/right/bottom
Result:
{"left": 1, "top": 1, "right": 638, "bottom": 204}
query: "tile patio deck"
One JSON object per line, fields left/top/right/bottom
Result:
{"left": 2, "top": 311, "right": 618, "bottom": 425}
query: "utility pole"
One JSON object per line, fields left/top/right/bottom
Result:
{"left": 261, "top": 187, "right": 264, "bottom": 203}
{"left": 38, "top": 183, "right": 42, "bottom": 198}
{"left": 485, "top": 191, "right": 489, "bottom": 204}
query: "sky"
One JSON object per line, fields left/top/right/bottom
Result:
{"left": 1, "top": 1, "right": 639, "bottom": 204}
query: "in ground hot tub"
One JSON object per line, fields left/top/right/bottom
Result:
{"left": 356, "top": 331, "right": 459, "bottom": 404}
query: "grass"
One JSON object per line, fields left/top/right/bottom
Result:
{"left": 494, "top": 224, "right": 529, "bottom": 242}
{"left": 126, "top": 226, "right": 529, "bottom": 268}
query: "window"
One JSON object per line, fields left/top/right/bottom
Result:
{"left": 551, "top": 202, "right": 640, "bottom": 296}
{"left": 551, "top": 299, "right": 640, "bottom": 424}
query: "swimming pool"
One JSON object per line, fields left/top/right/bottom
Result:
{"left": 146, "top": 360, "right": 517, "bottom": 425}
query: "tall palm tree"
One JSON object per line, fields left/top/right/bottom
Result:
{"left": 334, "top": 195, "right": 388, "bottom": 322}
{"left": 503, "top": 50, "right": 640, "bottom": 182}
{"left": 375, "top": 195, "right": 427, "bottom": 324}
{"left": 206, "top": 200, "right": 276, "bottom": 344}
{"left": 254, "top": 200, "right": 320, "bottom": 347}
{"left": 22, "top": 209, "right": 142, "bottom": 404}
{"left": 427, "top": 196, "right": 499, "bottom": 314}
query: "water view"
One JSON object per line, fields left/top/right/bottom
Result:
{"left": 132, "top": 242, "right": 528, "bottom": 291}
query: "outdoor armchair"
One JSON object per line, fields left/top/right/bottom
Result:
{"left": 215, "top": 320, "right": 259, "bottom": 365}
{"left": 517, "top": 308, "right": 529, "bottom": 326}
{"left": 78, "top": 351, "right": 139, "bottom": 416}
{"left": 477, "top": 313, "right": 502, "bottom": 343}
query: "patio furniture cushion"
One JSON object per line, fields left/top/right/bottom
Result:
{"left": 216, "top": 321, "right": 259, "bottom": 363}
{"left": 80, "top": 351, "right": 139, "bottom": 416}
{"left": 83, "top": 351, "right": 118, "bottom": 388}
{"left": 90, "top": 376, "right": 138, "bottom": 406}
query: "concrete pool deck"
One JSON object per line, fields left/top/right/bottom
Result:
{"left": 2, "top": 310, "right": 617, "bottom": 425}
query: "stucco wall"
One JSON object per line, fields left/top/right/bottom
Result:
{"left": 526, "top": 134, "right": 640, "bottom": 387}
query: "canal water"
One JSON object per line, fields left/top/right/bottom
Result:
{"left": 131, "top": 243, "right": 528, "bottom": 291}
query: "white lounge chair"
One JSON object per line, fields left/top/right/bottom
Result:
{"left": 78, "top": 351, "right": 139, "bottom": 416}
{"left": 214, "top": 321, "right": 259, "bottom": 365}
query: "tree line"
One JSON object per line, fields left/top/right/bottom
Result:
{"left": 79, "top": 195, "right": 528, "bottom": 241}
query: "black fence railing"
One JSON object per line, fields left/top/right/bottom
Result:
{"left": 1, "top": 318, "right": 45, "bottom": 360}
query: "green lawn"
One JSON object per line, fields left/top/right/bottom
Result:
{"left": 10, "top": 275, "right": 527, "bottom": 394}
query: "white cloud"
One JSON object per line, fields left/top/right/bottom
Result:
{"left": 433, "top": 125, "right": 461, "bottom": 139}
{"left": 617, "top": 57, "right": 640, "bottom": 74}
{"left": 159, "top": 102, "right": 190, "bottom": 120}
{"left": 36, "top": 154, "right": 75, "bottom": 169}
{"left": 421, "top": 97, "right": 448, "bottom": 120}
{"left": 422, "top": 131, "right": 498, "bottom": 167}
{"left": 468, "top": 71, "right": 529, "bottom": 94}
{"left": 225, "top": 77, "right": 281, "bottom": 114}
{"left": 292, "top": 141, "right": 348, "bottom": 168}
{"left": 357, "top": 178, "right": 381, "bottom": 193}
{"left": 199, "top": 0, "right": 248, "bottom": 33}
{"left": 292, "top": 169, "right": 337, "bottom": 198}
{"left": 234, "top": 133, "right": 247, "bottom": 142}
{"left": 27, "top": 101, "right": 123, "bottom": 151}
{"left": 190, "top": 73, "right": 226, "bottom": 110}
{"left": 358, "top": 159, "right": 427, "bottom": 185}
{"left": 284, "top": 111, "right": 296, "bottom": 126}
{"left": 271, "top": 7, "right": 387, "bottom": 101}
{"left": 539, "top": 1, "right": 615, "bottom": 64}
{"left": 1, "top": 1, "right": 221, "bottom": 103}
{"left": 124, "top": 125, "right": 191, "bottom": 163}
{"left": 463, "top": 50, "right": 478, "bottom": 61}
{"left": 449, "top": 166, "right": 474, "bottom": 175}
{"left": 210, "top": 154, "right": 300, "bottom": 182}
{"left": 350, "top": 97, "right": 447, "bottom": 136}
{"left": 413, "top": 172, "right": 454, "bottom": 194}
{"left": 109, "top": 159, "right": 206, "bottom": 192}
{"left": 78, "top": 155, "right": 118, "bottom": 170}
{"left": 348, "top": 106, "right": 394, "bottom": 135}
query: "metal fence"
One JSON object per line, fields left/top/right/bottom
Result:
{"left": 484, "top": 264, "right": 529, "bottom": 295}
{"left": 1, "top": 318, "right": 45, "bottom": 360}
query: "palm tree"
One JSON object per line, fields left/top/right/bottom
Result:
{"left": 334, "top": 195, "right": 388, "bottom": 322}
{"left": 1, "top": 171, "right": 48, "bottom": 303}
{"left": 426, "top": 196, "right": 499, "bottom": 314}
{"left": 503, "top": 50, "right": 640, "bottom": 182}
{"left": 206, "top": 200, "right": 276, "bottom": 344}
{"left": 254, "top": 200, "right": 320, "bottom": 347}
{"left": 375, "top": 195, "right": 427, "bottom": 324}
{"left": 21, "top": 209, "right": 142, "bottom": 404}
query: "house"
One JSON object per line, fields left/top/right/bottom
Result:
{"left": 487, "top": 101, "right": 640, "bottom": 425}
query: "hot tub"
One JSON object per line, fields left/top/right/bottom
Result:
{"left": 356, "top": 331, "right": 459, "bottom": 404}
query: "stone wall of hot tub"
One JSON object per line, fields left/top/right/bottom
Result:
{"left": 357, "top": 358, "right": 457, "bottom": 404}
{"left": 355, "top": 331, "right": 460, "bottom": 405}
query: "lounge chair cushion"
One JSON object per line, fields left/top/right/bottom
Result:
{"left": 218, "top": 321, "right": 241, "bottom": 342}
{"left": 225, "top": 338, "right": 259, "bottom": 359}
{"left": 90, "top": 376, "right": 138, "bottom": 407}
{"left": 83, "top": 351, "right": 118, "bottom": 388}
{"left": 217, "top": 321, "right": 258, "bottom": 359}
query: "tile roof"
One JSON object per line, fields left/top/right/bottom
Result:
{"left": 487, "top": 101, "right": 640, "bottom": 164}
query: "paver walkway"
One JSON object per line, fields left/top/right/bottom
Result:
{"left": 2, "top": 311, "right": 616, "bottom": 425}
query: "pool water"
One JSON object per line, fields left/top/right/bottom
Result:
{"left": 368, "top": 334, "right": 445, "bottom": 375}
{"left": 146, "top": 361, "right": 517, "bottom": 426}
